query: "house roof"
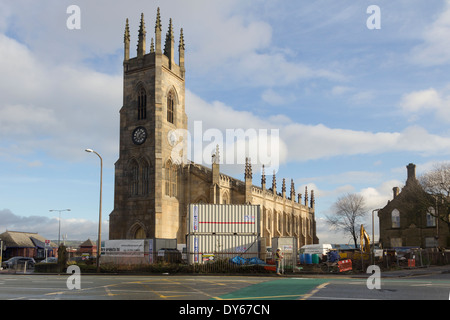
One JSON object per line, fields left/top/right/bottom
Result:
{"left": 0, "top": 231, "right": 57, "bottom": 248}
{"left": 80, "top": 239, "right": 96, "bottom": 247}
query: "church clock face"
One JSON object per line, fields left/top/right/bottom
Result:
{"left": 132, "top": 126, "right": 147, "bottom": 145}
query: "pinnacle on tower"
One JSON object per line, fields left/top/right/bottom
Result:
{"left": 212, "top": 145, "right": 220, "bottom": 164}
{"left": 272, "top": 170, "right": 277, "bottom": 194}
{"left": 164, "top": 18, "right": 175, "bottom": 68}
{"left": 150, "top": 38, "right": 155, "bottom": 53}
{"left": 124, "top": 18, "right": 130, "bottom": 61}
{"left": 245, "top": 157, "right": 252, "bottom": 180}
{"left": 137, "top": 13, "right": 146, "bottom": 57}
{"left": 179, "top": 28, "right": 185, "bottom": 77}
{"left": 290, "top": 179, "right": 295, "bottom": 200}
{"left": 179, "top": 28, "right": 185, "bottom": 51}
{"left": 304, "top": 186, "right": 309, "bottom": 206}
{"left": 155, "top": 7, "right": 162, "bottom": 31}
{"left": 261, "top": 164, "right": 266, "bottom": 187}
{"left": 155, "top": 7, "right": 162, "bottom": 54}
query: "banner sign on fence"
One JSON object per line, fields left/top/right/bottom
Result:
{"left": 149, "top": 239, "right": 153, "bottom": 263}
{"left": 104, "top": 240, "right": 145, "bottom": 257}
{"left": 193, "top": 205, "right": 199, "bottom": 232}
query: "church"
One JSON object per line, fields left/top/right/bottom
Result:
{"left": 109, "top": 9, "right": 319, "bottom": 249}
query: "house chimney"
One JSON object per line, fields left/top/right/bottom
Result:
{"left": 406, "top": 163, "right": 417, "bottom": 185}
{"left": 393, "top": 187, "right": 399, "bottom": 199}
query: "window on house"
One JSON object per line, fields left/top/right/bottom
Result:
{"left": 391, "top": 209, "right": 400, "bottom": 228}
{"left": 426, "top": 207, "right": 437, "bottom": 227}
{"left": 138, "top": 88, "right": 147, "bottom": 120}
{"left": 425, "top": 237, "right": 438, "bottom": 248}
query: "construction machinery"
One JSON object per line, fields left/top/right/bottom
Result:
{"left": 353, "top": 224, "right": 371, "bottom": 261}
{"left": 360, "top": 224, "right": 371, "bottom": 253}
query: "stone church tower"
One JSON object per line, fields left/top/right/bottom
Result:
{"left": 109, "top": 9, "right": 187, "bottom": 241}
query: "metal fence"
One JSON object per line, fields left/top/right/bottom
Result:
{"left": 385, "top": 248, "right": 450, "bottom": 268}
{"left": 3, "top": 261, "right": 34, "bottom": 274}
{"left": 186, "top": 251, "right": 298, "bottom": 274}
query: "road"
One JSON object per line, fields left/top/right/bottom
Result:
{"left": 1, "top": 272, "right": 449, "bottom": 301}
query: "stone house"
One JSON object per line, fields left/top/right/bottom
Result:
{"left": 378, "top": 164, "right": 450, "bottom": 249}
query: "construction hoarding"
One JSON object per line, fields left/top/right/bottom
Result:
{"left": 187, "top": 233, "right": 259, "bottom": 265}
{"left": 187, "top": 204, "right": 260, "bottom": 235}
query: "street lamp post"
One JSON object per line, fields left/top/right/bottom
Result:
{"left": 372, "top": 208, "right": 381, "bottom": 265}
{"left": 49, "top": 209, "right": 71, "bottom": 247}
{"left": 85, "top": 148, "right": 103, "bottom": 273}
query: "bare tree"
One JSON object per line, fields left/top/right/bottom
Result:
{"left": 418, "top": 162, "right": 450, "bottom": 231}
{"left": 326, "top": 193, "right": 367, "bottom": 248}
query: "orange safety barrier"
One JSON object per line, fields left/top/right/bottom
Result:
{"left": 408, "top": 259, "right": 415, "bottom": 267}
{"left": 338, "top": 259, "right": 352, "bottom": 272}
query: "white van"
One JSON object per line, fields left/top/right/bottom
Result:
{"left": 300, "top": 244, "right": 332, "bottom": 255}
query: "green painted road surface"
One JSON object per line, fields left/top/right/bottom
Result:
{"left": 215, "top": 278, "right": 329, "bottom": 300}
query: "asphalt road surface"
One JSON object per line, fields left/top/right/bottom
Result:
{"left": 1, "top": 273, "right": 449, "bottom": 301}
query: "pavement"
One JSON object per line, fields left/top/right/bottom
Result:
{"left": 350, "top": 265, "right": 450, "bottom": 278}
{"left": 2, "top": 265, "right": 450, "bottom": 278}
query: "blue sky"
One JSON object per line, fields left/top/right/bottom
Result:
{"left": 1, "top": 0, "right": 450, "bottom": 243}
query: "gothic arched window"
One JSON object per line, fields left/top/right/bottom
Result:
{"left": 171, "top": 164, "right": 178, "bottom": 198}
{"left": 167, "top": 90, "right": 175, "bottom": 124}
{"left": 392, "top": 209, "right": 400, "bottom": 228}
{"left": 138, "top": 87, "right": 147, "bottom": 120}
{"left": 130, "top": 160, "right": 139, "bottom": 196}
{"left": 141, "top": 160, "right": 150, "bottom": 196}
{"left": 134, "top": 226, "right": 146, "bottom": 239}
{"left": 165, "top": 160, "right": 171, "bottom": 196}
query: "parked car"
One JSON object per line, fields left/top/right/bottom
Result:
{"left": 40, "top": 257, "right": 58, "bottom": 263}
{"left": 2, "top": 257, "right": 36, "bottom": 269}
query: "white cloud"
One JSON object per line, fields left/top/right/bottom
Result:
{"left": 400, "top": 87, "right": 450, "bottom": 123}
{"left": 0, "top": 209, "right": 106, "bottom": 240}
{"left": 0, "top": 34, "right": 121, "bottom": 164}
{"left": 359, "top": 179, "right": 402, "bottom": 210}
{"left": 230, "top": 51, "right": 344, "bottom": 87}
{"left": 261, "top": 89, "right": 296, "bottom": 106}
{"left": 187, "top": 90, "right": 450, "bottom": 165}
{"left": 410, "top": 0, "right": 450, "bottom": 66}
{"left": 331, "top": 86, "right": 353, "bottom": 96}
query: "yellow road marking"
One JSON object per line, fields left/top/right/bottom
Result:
{"left": 214, "top": 294, "right": 306, "bottom": 300}
{"left": 300, "top": 282, "right": 329, "bottom": 300}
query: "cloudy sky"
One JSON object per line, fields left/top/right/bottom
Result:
{"left": 1, "top": 0, "right": 450, "bottom": 244}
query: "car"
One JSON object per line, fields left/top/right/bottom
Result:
{"left": 2, "top": 256, "right": 36, "bottom": 269}
{"left": 40, "top": 257, "right": 58, "bottom": 263}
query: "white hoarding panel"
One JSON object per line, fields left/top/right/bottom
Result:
{"left": 188, "top": 204, "right": 260, "bottom": 235}
{"left": 104, "top": 240, "right": 145, "bottom": 257}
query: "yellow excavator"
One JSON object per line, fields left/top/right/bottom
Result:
{"left": 353, "top": 224, "right": 371, "bottom": 261}
{"left": 360, "top": 224, "right": 371, "bottom": 254}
